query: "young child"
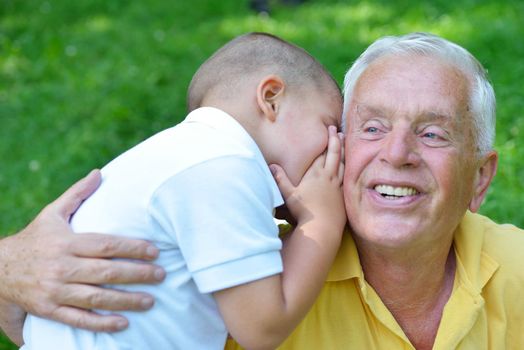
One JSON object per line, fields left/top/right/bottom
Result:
{"left": 21, "top": 32, "right": 346, "bottom": 350}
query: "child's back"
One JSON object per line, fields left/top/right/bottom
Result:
{"left": 23, "top": 107, "right": 284, "bottom": 349}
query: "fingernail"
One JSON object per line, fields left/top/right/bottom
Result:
{"left": 141, "top": 296, "right": 154, "bottom": 309}
{"left": 269, "top": 165, "right": 277, "bottom": 175}
{"left": 116, "top": 319, "right": 128, "bottom": 330}
{"left": 146, "top": 246, "right": 159, "bottom": 258}
{"left": 154, "top": 267, "right": 166, "bottom": 281}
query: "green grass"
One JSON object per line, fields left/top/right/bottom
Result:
{"left": 1, "top": 0, "right": 523, "bottom": 347}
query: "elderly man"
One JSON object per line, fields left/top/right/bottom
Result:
{"left": 2, "top": 33, "right": 523, "bottom": 349}
{"left": 233, "top": 32, "right": 523, "bottom": 349}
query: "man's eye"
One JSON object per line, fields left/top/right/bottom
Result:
{"left": 419, "top": 127, "right": 451, "bottom": 147}
{"left": 360, "top": 120, "right": 385, "bottom": 140}
{"left": 423, "top": 132, "right": 439, "bottom": 139}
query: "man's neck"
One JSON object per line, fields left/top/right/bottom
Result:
{"left": 356, "top": 239, "right": 456, "bottom": 350}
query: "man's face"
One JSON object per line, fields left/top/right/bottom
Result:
{"left": 343, "top": 54, "right": 480, "bottom": 249}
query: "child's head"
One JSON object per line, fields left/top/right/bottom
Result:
{"left": 188, "top": 32, "right": 342, "bottom": 185}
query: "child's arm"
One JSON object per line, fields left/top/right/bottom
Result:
{"left": 214, "top": 126, "right": 346, "bottom": 350}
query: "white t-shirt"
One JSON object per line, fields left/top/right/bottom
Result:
{"left": 22, "top": 107, "right": 284, "bottom": 350}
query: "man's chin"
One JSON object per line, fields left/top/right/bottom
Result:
{"left": 350, "top": 218, "right": 425, "bottom": 249}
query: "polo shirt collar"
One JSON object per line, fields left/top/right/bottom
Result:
{"left": 433, "top": 212, "right": 500, "bottom": 349}
{"left": 326, "top": 213, "right": 502, "bottom": 349}
{"left": 326, "top": 212, "right": 500, "bottom": 290}
{"left": 184, "top": 107, "right": 283, "bottom": 207}
{"left": 453, "top": 211, "right": 499, "bottom": 293}
{"left": 185, "top": 107, "right": 259, "bottom": 155}
{"left": 326, "top": 228, "right": 363, "bottom": 282}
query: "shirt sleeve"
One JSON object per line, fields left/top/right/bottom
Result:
{"left": 148, "top": 155, "right": 283, "bottom": 294}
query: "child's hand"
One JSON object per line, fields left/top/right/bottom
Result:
{"left": 270, "top": 126, "right": 346, "bottom": 231}
{"left": 217, "top": 129, "right": 345, "bottom": 350}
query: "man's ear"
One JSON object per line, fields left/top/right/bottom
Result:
{"left": 469, "top": 150, "right": 498, "bottom": 212}
{"left": 256, "top": 75, "right": 285, "bottom": 122}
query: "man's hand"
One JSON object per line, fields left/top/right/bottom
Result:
{"left": 0, "top": 170, "right": 166, "bottom": 342}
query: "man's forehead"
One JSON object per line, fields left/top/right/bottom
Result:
{"left": 353, "top": 103, "right": 456, "bottom": 122}
{"left": 355, "top": 54, "right": 469, "bottom": 94}
{"left": 348, "top": 58, "right": 469, "bottom": 119}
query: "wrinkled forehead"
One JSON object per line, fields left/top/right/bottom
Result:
{"left": 353, "top": 103, "right": 456, "bottom": 124}
{"left": 345, "top": 54, "right": 471, "bottom": 125}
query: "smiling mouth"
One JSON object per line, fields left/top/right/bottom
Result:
{"left": 374, "top": 184, "right": 419, "bottom": 199}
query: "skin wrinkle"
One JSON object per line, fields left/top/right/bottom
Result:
{"left": 354, "top": 104, "right": 463, "bottom": 147}
{"left": 353, "top": 58, "right": 479, "bottom": 160}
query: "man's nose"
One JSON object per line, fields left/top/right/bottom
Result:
{"left": 380, "top": 128, "right": 421, "bottom": 168}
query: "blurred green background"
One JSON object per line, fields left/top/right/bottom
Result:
{"left": 1, "top": 0, "right": 523, "bottom": 347}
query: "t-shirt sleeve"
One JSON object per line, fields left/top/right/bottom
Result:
{"left": 148, "top": 155, "right": 283, "bottom": 294}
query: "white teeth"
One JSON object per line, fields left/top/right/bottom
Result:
{"left": 374, "top": 184, "right": 418, "bottom": 197}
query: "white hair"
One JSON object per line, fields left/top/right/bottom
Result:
{"left": 342, "top": 32, "right": 496, "bottom": 155}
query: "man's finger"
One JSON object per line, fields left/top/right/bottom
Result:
{"left": 64, "top": 258, "right": 165, "bottom": 285}
{"left": 58, "top": 284, "right": 155, "bottom": 311}
{"left": 49, "top": 169, "right": 102, "bottom": 218}
{"left": 69, "top": 234, "right": 159, "bottom": 261}
{"left": 51, "top": 306, "right": 130, "bottom": 332}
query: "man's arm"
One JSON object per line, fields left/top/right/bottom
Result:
{"left": 0, "top": 298, "right": 26, "bottom": 346}
{"left": 0, "top": 170, "right": 166, "bottom": 345}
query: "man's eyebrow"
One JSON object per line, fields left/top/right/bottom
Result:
{"left": 419, "top": 111, "right": 454, "bottom": 123}
{"left": 355, "top": 104, "right": 387, "bottom": 118}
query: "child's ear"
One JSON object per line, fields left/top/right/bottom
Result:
{"left": 469, "top": 150, "right": 498, "bottom": 212}
{"left": 256, "top": 75, "right": 285, "bottom": 122}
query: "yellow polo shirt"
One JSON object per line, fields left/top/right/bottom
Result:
{"left": 225, "top": 212, "right": 524, "bottom": 349}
